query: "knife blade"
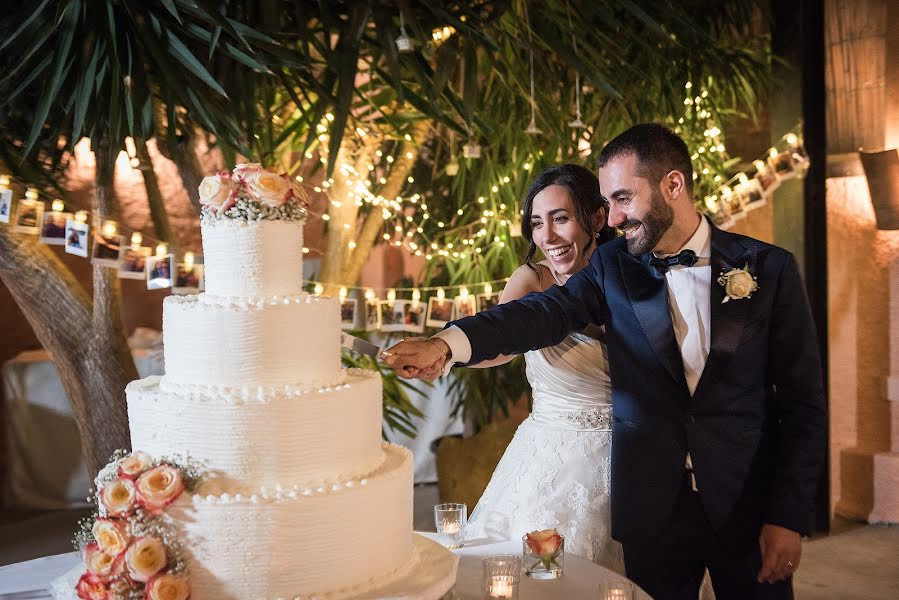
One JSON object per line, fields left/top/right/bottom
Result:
{"left": 340, "top": 333, "right": 382, "bottom": 358}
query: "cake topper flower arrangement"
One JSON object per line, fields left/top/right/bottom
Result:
{"left": 199, "top": 163, "right": 307, "bottom": 222}
{"left": 73, "top": 450, "right": 202, "bottom": 600}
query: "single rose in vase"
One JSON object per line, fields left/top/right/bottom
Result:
{"left": 92, "top": 518, "right": 131, "bottom": 556}
{"left": 99, "top": 478, "right": 137, "bottom": 518}
{"left": 145, "top": 573, "right": 191, "bottom": 600}
{"left": 125, "top": 536, "right": 168, "bottom": 583}
{"left": 198, "top": 174, "right": 235, "bottom": 212}
{"left": 83, "top": 541, "right": 124, "bottom": 580}
{"left": 76, "top": 572, "right": 109, "bottom": 600}
{"left": 118, "top": 451, "right": 154, "bottom": 479}
{"left": 243, "top": 170, "right": 292, "bottom": 207}
{"left": 525, "top": 529, "right": 564, "bottom": 570}
{"left": 136, "top": 464, "right": 185, "bottom": 514}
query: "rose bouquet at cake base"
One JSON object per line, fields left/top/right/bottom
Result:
{"left": 72, "top": 450, "right": 202, "bottom": 600}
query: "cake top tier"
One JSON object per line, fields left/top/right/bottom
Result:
{"left": 199, "top": 163, "right": 307, "bottom": 223}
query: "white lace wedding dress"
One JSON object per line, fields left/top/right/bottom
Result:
{"left": 465, "top": 265, "right": 624, "bottom": 573}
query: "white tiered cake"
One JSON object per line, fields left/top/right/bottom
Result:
{"left": 55, "top": 167, "right": 456, "bottom": 599}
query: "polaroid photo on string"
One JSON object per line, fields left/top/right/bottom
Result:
{"left": 14, "top": 198, "right": 43, "bottom": 235}
{"left": 454, "top": 295, "right": 477, "bottom": 319}
{"left": 477, "top": 293, "right": 500, "bottom": 312}
{"left": 380, "top": 300, "right": 407, "bottom": 333}
{"left": 39, "top": 210, "right": 73, "bottom": 245}
{"left": 753, "top": 161, "right": 779, "bottom": 196}
{"left": 769, "top": 150, "right": 797, "bottom": 181}
{"left": 64, "top": 219, "right": 89, "bottom": 257}
{"left": 146, "top": 255, "right": 174, "bottom": 290}
{"left": 92, "top": 233, "right": 123, "bottom": 267}
{"left": 340, "top": 298, "right": 358, "bottom": 330}
{"left": 364, "top": 300, "right": 381, "bottom": 332}
{"left": 118, "top": 245, "right": 151, "bottom": 279}
{"left": 721, "top": 190, "right": 745, "bottom": 222}
{"left": 173, "top": 261, "right": 204, "bottom": 294}
{"left": 735, "top": 178, "right": 766, "bottom": 212}
{"left": 0, "top": 188, "right": 12, "bottom": 224}
{"left": 426, "top": 296, "right": 454, "bottom": 329}
{"left": 404, "top": 301, "right": 426, "bottom": 334}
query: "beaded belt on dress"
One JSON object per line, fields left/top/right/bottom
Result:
{"left": 531, "top": 405, "right": 613, "bottom": 431}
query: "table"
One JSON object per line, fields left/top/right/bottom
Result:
{"left": 0, "top": 535, "right": 649, "bottom": 599}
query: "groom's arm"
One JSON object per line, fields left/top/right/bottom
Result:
{"left": 765, "top": 251, "right": 827, "bottom": 535}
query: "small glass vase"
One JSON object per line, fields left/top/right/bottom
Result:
{"left": 483, "top": 554, "right": 521, "bottom": 599}
{"left": 434, "top": 503, "right": 467, "bottom": 549}
{"left": 522, "top": 533, "right": 564, "bottom": 579}
{"left": 597, "top": 581, "right": 635, "bottom": 599}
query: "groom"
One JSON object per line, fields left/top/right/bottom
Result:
{"left": 383, "top": 124, "right": 826, "bottom": 599}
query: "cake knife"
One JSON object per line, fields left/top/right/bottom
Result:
{"left": 340, "top": 333, "right": 382, "bottom": 358}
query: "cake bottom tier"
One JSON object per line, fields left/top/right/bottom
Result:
{"left": 168, "top": 444, "right": 414, "bottom": 599}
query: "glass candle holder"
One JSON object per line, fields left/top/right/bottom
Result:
{"left": 434, "top": 502, "right": 467, "bottom": 549}
{"left": 522, "top": 532, "right": 564, "bottom": 579}
{"left": 483, "top": 554, "right": 521, "bottom": 599}
{"left": 597, "top": 581, "right": 635, "bottom": 600}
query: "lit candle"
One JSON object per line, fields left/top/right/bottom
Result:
{"left": 441, "top": 519, "right": 460, "bottom": 535}
{"left": 488, "top": 576, "right": 515, "bottom": 598}
{"left": 606, "top": 590, "right": 629, "bottom": 600}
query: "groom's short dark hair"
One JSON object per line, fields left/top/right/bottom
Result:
{"left": 596, "top": 123, "right": 694, "bottom": 195}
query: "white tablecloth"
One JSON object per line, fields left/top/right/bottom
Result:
{"left": 0, "top": 536, "right": 648, "bottom": 600}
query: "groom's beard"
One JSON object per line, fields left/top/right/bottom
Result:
{"left": 622, "top": 189, "right": 674, "bottom": 256}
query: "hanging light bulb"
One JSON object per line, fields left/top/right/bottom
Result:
{"left": 155, "top": 243, "right": 168, "bottom": 258}
{"left": 786, "top": 133, "right": 799, "bottom": 147}
{"left": 459, "top": 286, "right": 469, "bottom": 301}
{"left": 51, "top": 199, "right": 65, "bottom": 212}
{"left": 25, "top": 187, "right": 38, "bottom": 200}
{"left": 387, "top": 289, "right": 397, "bottom": 303}
{"left": 130, "top": 232, "right": 143, "bottom": 250}
{"left": 0, "top": 174, "right": 10, "bottom": 189}
{"left": 314, "top": 283, "right": 324, "bottom": 295}
{"left": 365, "top": 288, "right": 376, "bottom": 303}
{"left": 395, "top": 11, "right": 414, "bottom": 53}
{"left": 339, "top": 287, "right": 348, "bottom": 300}
{"left": 484, "top": 282, "right": 493, "bottom": 297}
{"left": 411, "top": 288, "right": 421, "bottom": 308}
{"left": 184, "top": 252, "right": 195, "bottom": 268}
{"left": 446, "top": 158, "right": 459, "bottom": 176}
{"left": 75, "top": 210, "right": 88, "bottom": 223}
{"left": 437, "top": 287, "right": 445, "bottom": 302}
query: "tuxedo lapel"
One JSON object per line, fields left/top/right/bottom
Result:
{"left": 692, "top": 227, "right": 755, "bottom": 401}
{"left": 618, "top": 250, "right": 689, "bottom": 391}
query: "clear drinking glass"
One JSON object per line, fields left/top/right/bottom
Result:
{"left": 434, "top": 502, "right": 467, "bottom": 549}
{"left": 597, "top": 581, "right": 635, "bottom": 600}
{"left": 522, "top": 532, "right": 564, "bottom": 579}
{"left": 483, "top": 554, "right": 521, "bottom": 599}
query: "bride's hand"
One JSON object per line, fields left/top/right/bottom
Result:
{"left": 381, "top": 337, "right": 449, "bottom": 380}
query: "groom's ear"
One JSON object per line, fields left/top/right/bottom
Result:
{"left": 662, "top": 169, "right": 688, "bottom": 201}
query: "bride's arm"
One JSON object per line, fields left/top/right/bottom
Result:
{"left": 467, "top": 264, "right": 545, "bottom": 369}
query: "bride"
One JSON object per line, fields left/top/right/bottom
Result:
{"left": 463, "top": 163, "right": 623, "bottom": 573}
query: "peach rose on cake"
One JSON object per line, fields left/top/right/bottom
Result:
{"left": 76, "top": 572, "right": 109, "bottom": 600}
{"left": 145, "top": 573, "right": 191, "bottom": 600}
{"left": 92, "top": 518, "right": 131, "bottom": 556}
{"left": 118, "top": 451, "right": 154, "bottom": 479}
{"left": 83, "top": 542, "right": 124, "bottom": 580}
{"left": 231, "top": 162, "right": 263, "bottom": 180}
{"left": 198, "top": 173, "right": 235, "bottom": 211}
{"left": 99, "top": 477, "right": 137, "bottom": 518}
{"left": 243, "top": 169, "right": 292, "bottom": 207}
{"left": 125, "top": 536, "right": 167, "bottom": 582}
{"left": 135, "top": 464, "right": 185, "bottom": 514}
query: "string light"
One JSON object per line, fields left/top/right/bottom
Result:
{"left": 184, "top": 252, "right": 195, "bottom": 268}
{"left": 130, "top": 232, "right": 143, "bottom": 250}
{"left": 155, "top": 243, "right": 168, "bottom": 258}
{"left": 101, "top": 220, "right": 117, "bottom": 238}
{"left": 314, "top": 283, "right": 324, "bottom": 295}
{"left": 51, "top": 199, "right": 65, "bottom": 212}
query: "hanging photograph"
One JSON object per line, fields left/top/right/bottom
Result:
{"left": 735, "top": 179, "right": 766, "bottom": 211}
{"left": 340, "top": 298, "right": 358, "bottom": 330}
{"left": 0, "top": 189, "right": 12, "bottom": 224}
{"left": 92, "top": 233, "right": 122, "bottom": 267}
{"left": 173, "top": 262, "right": 204, "bottom": 294}
{"left": 364, "top": 301, "right": 380, "bottom": 332}
{"left": 118, "top": 245, "right": 151, "bottom": 279}
{"left": 754, "top": 165, "right": 778, "bottom": 196}
{"left": 146, "top": 255, "right": 174, "bottom": 290}
{"left": 404, "top": 301, "right": 426, "bottom": 334}
{"left": 477, "top": 293, "right": 500, "bottom": 312}
{"left": 39, "top": 210, "right": 73, "bottom": 245}
{"left": 64, "top": 219, "right": 89, "bottom": 257}
{"left": 454, "top": 295, "right": 477, "bottom": 319}
{"left": 13, "top": 198, "right": 43, "bottom": 235}
{"left": 380, "top": 300, "right": 407, "bottom": 333}
{"left": 426, "top": 297, "right": 454, "bottom": 329}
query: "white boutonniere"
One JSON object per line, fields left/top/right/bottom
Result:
{"left": 717, "top": 263, "right": 758, "bottom": 303}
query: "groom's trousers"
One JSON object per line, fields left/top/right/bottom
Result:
{"left": 622, "top": 471, "right": 793, "bottom": 600}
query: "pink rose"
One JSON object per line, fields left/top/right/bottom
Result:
{"left": 144, "top": 573, "right": 191, "bottom": 600}
{"left": 84, "top": 541, "right": 124, "bottom": 580}
{"left": 125, "top": 537, "right": 167, "bottom": 582}
{"left": 99, "top": 478, "right": 137, "bottom": 518}
{"left": 243, "top": 170, "right": 292, "bottom": 207}
{"left": 135, "top": 464, "right": 185, "bottom": 514}
{"left": 92, "top": 518, "right": 131, "bottom": 556}
{"left": 118, "top": 451, "right": 154, "bottom": 479}
{"left": 524, "top": 529, "right": 563, "bottom": 558}
{"left": 76, "top": 572, "right": 109, "bottom": 600}
{"left": 231, "top": 162, "right": 263, "bottom": 181}
{"left": 198, "top": 175, "right": 235, "bottom": 211}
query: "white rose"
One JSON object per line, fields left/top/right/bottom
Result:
{"left": 99, "top": 478, "right": 136, "bottom": 517}
{"left": 125, "top": 536, "right": 167, "bottom": 582}
{"left": 92, "top": 518, "right": 131, "bottom": 556}
{"left": 145, "top": 573, "right": 191, "bottom": 600}
{"left": 725, "top": 270, "right": 756, "bottom": 299}
{"left": 198, "top": 175, "right": 233, "bottom": 209}
{"left": 244, "top": 170, "right": 291, "bottom": 207}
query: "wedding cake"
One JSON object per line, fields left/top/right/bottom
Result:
{"left": 59, "top": 165, "right": 456, "bottom": 600}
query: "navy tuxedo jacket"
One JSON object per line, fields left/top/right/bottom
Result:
{"left": 453, "top": 225, "right": 826, "bottom": 545}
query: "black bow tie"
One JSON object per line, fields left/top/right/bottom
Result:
{"left": 648, "top": 249, "right": 699, "bottom": 272}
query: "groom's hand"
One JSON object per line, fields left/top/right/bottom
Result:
{"left": 381, "top": 337, "right": 450, "bottom": 381}
{"left": 757, "top": 523, "right": 802, "bottom": 583}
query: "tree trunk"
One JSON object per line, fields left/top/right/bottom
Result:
{"left": 174, "top": 130, "right": 206, "bottom": 216}
{"left": 135, "top": 137, "right": 178, "bottom": 255}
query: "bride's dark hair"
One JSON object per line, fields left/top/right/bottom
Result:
{"left": 520, "top": 163, "right": 615, "bottom": 270}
